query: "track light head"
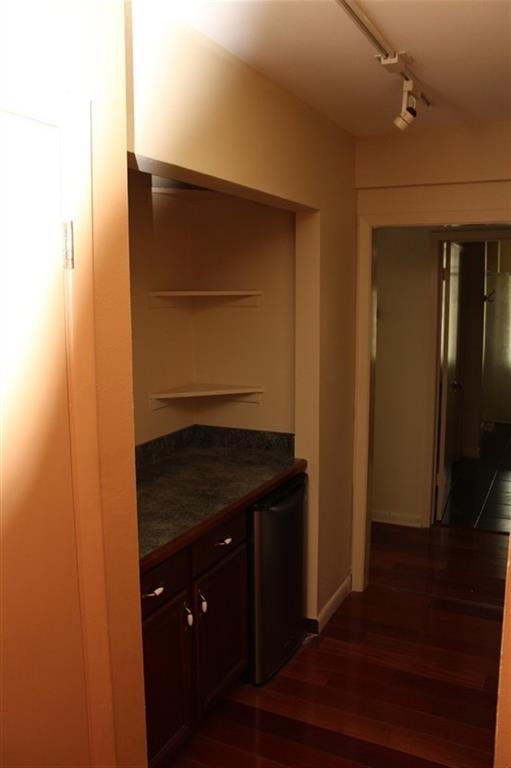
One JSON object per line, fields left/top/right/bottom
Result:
{"left": 394, "top": 80, "right": 419, "bottom": 131}
{"left": 394, "top": 111, "right": 414, "bottom": 130}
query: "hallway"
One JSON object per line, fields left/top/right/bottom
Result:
{"left": 174, "top": 523, "right": 507, "bottom": 768}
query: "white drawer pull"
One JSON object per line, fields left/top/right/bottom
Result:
{"left": 198, "top": 590, "right": 208, "bottom": 614}
{"left": 142, "top": 586, "right": 165, "bottom": 599}
{"left": 185, "top": 606, "right": 194, "bottom": 627}
{"left": 215, "top": 537, "right": 233, "bottom": 548}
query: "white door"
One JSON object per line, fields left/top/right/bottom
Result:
{"left": 0, "top": 106, "right": 91, "bottom": 765}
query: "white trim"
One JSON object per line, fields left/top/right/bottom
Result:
{"left": 316, "top": 573, "right": 352, "bottom": 633}
{"left": 352, "top": 215, "right": 373, "bottom": 591}
{"left": 63, "top": 101, "right": 117, "bottom": 765}
{"left": 371, "top": 510, "right": 424, "bottom": 527}
{"left": 151, "top": 187, "right": 223, "bottom": 200}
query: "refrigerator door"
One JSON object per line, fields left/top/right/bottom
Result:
{"left": 250, "top": 474, "right": 306, "bottom": 684}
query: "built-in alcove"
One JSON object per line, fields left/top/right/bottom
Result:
{"left": 128, "top": 169, "right": 296, "bottom": 445}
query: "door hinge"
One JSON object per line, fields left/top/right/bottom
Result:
{"left": 63, "top": 220, "right": 75, "bottom": 270}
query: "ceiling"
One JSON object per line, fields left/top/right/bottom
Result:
{"left": 173, "top": 0, "right": 511, "bottom": 137}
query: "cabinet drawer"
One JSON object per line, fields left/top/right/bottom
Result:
{"left": 141, "top": 550, "right": 188, "bottom": 619}
{"left": 192, "top": 513, "right": 246, "bottom": 577}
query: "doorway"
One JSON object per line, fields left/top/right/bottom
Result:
{"left": 435, "top": 236, "right": 511, "bottom": 533}
{"left": 368, "top": 227, "right": 511, "bottom": 534}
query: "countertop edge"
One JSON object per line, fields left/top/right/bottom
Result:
{"left": 139, "top": 458, "right": 307, "bottom": 574}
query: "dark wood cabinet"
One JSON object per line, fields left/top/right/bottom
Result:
{"left": 142, "top": 589, "right": 194, "bottom": 766}
{"left": 194, "top": 544, "right": 248, "bottom": 713}
{"left": 141, "top": 514, "right": 248, "bottom": 766}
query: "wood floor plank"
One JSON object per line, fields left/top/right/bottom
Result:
{"left": 286, "top": 646, "right": 395, "bottom": 686}
{"left": 181, "top": 733, "right": 290, "bottom": 768}
{"left": 198, "top": 718, "right": 368, "bottom": 768}
{"left": 315, "top": 634, "right": 488, "bottom": 689}
{"left": 278, "top": 657, "right": 331, "bottom": 686}
{"left": 229, "top": 684, "right": 493, "bottom": 768}
{"left": 172, "top": 758, "right": 209, "bottom": 768}
{"left": 266, "top": 674, "right": 493, "bottom": 753}
{"left": 220, "top": 699, "right": 451, "bottom": 768}
{"left": 324, "top": 607, "right": 502, "bottom": 660}
{"left": 362, "top": 631, "right": 497, "bottom": 680}
{"left": 391, "top": 670, "right": 497, "bottom": 729}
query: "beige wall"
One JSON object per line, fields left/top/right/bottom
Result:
{"left": 129, "top": 170, "right": 197, "bottom": 442}
{"left": 371, "top": 228, "right": 438, "bottom": 527}
{"left": 356, "top": 120, "right": 511, "bottom": 190}
{"left": 1, "top": 1, "right": 146, "bottom": 766}
{"left": 193, "top": 193, "right": 295, "bottom": 434}
{"left": 128, "top": 4, "right": 356, "bottom": 618}
{"left": 358, "top": 180, "right": 511, "bottom": 219}
{"left": 129, "top": 170, "right": 295, "bottom": 445}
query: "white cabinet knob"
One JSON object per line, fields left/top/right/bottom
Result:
{"left": 185, "top": 606, "right": 194, "bottom": 627}
{"left": 215, "top": 537, "right": 233, "bottom": 548}
{"left": 142, "top": 586, "right": 165, "bottom": 599}
{"left": 198, "top": 591, "right": 208, "bottom": 614}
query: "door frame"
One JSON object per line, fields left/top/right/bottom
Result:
{"left": 352, "top": 209, "right": 511, "bottom": 592}
{"left": 432, "top": 237, "right": 455, "bottom": 525}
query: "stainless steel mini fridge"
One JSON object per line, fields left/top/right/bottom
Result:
{"left": 248, "top": 473, "right": 307, "bottom": 685}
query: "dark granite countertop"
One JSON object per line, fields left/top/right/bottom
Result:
{"left": 136, "top": 427, "right": 305, "bottom": 570}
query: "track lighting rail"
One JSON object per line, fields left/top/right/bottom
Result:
{"left": 336, "top": 0, "right": 393, "bottom": 58}
{"left": 335, "top": 0, "right": 434, "bottom": 117}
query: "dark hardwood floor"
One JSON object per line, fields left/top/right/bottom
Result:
{"left": 173, "top": 522, "right": 508, "bottom": 768}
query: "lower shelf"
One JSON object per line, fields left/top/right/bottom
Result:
{"left": 148, "top": 291, "right": 261, "bottom": 308}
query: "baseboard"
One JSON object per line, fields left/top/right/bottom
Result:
{"left": 371, "top": 509, "right": 424, "bottom": 527}
{"left": 313, "top": 573, "right": 352, "bottom": 634}
{"left": 304, "top": 617, "right": 319, "bottom": 634}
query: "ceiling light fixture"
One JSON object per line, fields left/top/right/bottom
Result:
{"left": 394, "top": 79, "right": 418, "bottom": 131}
{"left": 335, "top": 0, "right": 433, "bottom": 129}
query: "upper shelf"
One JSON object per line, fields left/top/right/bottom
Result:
{"left": 148, "top": 290, "right": 262, "bottom": 308}
{"left": 150, "top": 291, "right": 261, "bottom": 298}
{"left": 150, "top": 382, "right": 264, "bottom": 409}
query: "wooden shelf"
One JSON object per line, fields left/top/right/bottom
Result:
{"left": 150, "top": 291, "right": 261, "bottom": 298}
{"left": 149, "top": 291, "right": 262, "bottom": 308}
{"left": 150, "top": 383, "right": 263, "bottom": 409}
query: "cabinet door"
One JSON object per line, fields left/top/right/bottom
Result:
{"left": 194, "top": 545, "right": 248, "bottom": 713}
{"left": 142, "top": 589, "right": 194, "bottom": 766}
